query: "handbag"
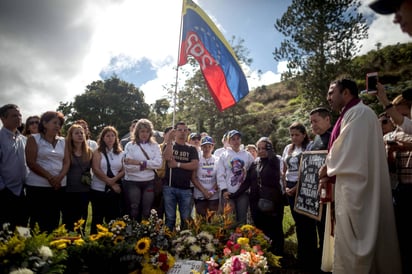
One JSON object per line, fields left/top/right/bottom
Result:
{"left": 103, "top": 152, "right": 121, "bottom": 193}
{"left": 258, "top": 197, "right": 276, "bottom": 212}
{"left": 81, "top": 171, "right": 92, "bottom": 186}
{"left": 137, "top": 143, "right": 163, "bottom": 195}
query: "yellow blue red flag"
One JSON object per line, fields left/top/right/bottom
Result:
{"left": 178, "top": 0, "right": 249, "bottom": 111}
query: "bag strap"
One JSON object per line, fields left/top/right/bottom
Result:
{"left": 137, "top": 143, "right": 157, "bottom": 176}
{"left": 102, "top": 151, "right": 112, "bottom": 171}
{"left": 73, "top": 153, "right": 88, "bottom": 173}
{"left": 137, "top": 143, "right": 150, "bottom": 160}
{"left": 256, "top": 161, "right": 263, "bottom": 190}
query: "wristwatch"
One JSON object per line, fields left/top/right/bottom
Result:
{"left": 177, "top": 162, "right": 181, "bottom": 168}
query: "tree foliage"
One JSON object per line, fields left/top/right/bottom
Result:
{"left": 273, "top": 0, "right": 368, "bottom": 110}
{"left": 57, "top": 76, "right": 150, "bottom": 139}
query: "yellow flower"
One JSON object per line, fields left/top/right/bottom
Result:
{"left": 57, "top": 243, "right": 67, "bottom": 249}
{"left": 96, "top": 224, "right": 108, "bottom": 232}
{"left": 50, "top": 239, "right": 71, "bottom": 247}
{"left": 111, "top": 220, "right": 126, "bottom": 229}
{"left": 240, "top": 224, "right": 255, "bottom": 231}
{"left": 74, "top": 219, "right": 85, "bottom": 231}
{"left": 73, "top": 239, "right": 85, "bottom": 246}
{"left": 113, "top": 235, "right": 125, "bottom": 245}
{"left": 237, "top": 237, "right": 249, "bottom": 245}
{"left": 141, "top": 220, "right": 149, "bottom": 226}
{"left": 89, "top": 234, "right": 101, "bottom": 241}
{"left": 135, "top": 237, "right": 151, "bottom": 254}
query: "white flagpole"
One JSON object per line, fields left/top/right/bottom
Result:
{"left": 167, "top": 0, "right": 186, "bottom": 187}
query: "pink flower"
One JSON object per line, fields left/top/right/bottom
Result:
{"left": 223, "top": 247, "right": 232, "bottom": 256}
{"left": 231, "top": 256, "right": 243, "bottom": 272}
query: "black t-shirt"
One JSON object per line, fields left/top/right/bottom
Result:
{"left": 309, "top": 128, "right": 332, "bottom": 151}
{"left": 163, "top": 143, "right": 199, "bottom": 189}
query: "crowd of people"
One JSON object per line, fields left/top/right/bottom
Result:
{"left": 1, "top": 77, "right": 410, "bottom": 273}
{"left": 1, "top": 1, "right": 411, "bottom": 273}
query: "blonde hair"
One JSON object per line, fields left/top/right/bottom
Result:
{"left": 132, "top": 118, "right": 156, "bottom": 144}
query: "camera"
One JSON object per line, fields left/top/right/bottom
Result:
{"left": 366, "top": 72, "right": 378, "bottom": 94}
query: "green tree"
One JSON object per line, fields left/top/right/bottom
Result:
{"left": 57, "top": 76, "right": 150, "bottom": 138}
{"left": 273, "top": 0, "right": 368, "bottom": 110}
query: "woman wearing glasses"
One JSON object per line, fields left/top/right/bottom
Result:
{"left": 22, "top": 115, "right": 40, "bottom": 136}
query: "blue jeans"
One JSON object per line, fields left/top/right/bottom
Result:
{"left": 163, "top": 186, "right": 193, "bottom": 231}
{"left": 225, "top": 192, "right": 249, "bottom": 227}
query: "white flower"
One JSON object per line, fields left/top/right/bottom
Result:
{"left": 10, "top": 268, "right": 34, "bottom": 274}
{"left": 190, "top": 244, "right": 202, "bottom": 254}
{"left": 197, "top": 231, "right": 213, "bottom": 241}
{"left": 185, "top": 236, "right": 197, "bottom": 244}
{"left": 38, "top": 245, "right": 53, "bottom": 259}
{"left": 205, "top": 243, "right": 216, "bottom": 253}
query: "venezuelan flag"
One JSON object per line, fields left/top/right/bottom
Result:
{"left": 178, "top": 0, "right": 249, "bottom": 111}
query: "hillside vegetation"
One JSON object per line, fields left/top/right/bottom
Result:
{"left": 238, "top": 42, "right": 412, "bottom": 153}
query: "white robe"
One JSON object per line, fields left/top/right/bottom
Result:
{"left": 326, "top": 102, "right": 402, "bottom": 274}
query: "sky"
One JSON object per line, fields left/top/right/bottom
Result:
{"left": 0, "top": 0, "right": 410, "bottom": 122}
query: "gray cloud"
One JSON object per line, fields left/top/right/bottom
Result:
{"left": 0, "top": 0, "right": 100, "bottom": 117}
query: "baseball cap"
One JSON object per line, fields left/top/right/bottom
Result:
{"left": 189, "top": 132, "right": 201, "bottom": 140}
{"left": 228, "top": 130, "right": 242, "bottom": 139}
{"left": 201, "top": 136, "right": 214, "bottom": 146}
{"left": 369, "top": 0, "right": 403, "bottom": 14}
{"left": 402, "top": 88, "right": 412, "bottom": 100}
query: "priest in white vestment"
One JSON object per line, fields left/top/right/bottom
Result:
{"left": 319, "top": 79, "right": 402, "bottom": 274}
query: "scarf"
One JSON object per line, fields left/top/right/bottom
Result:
{"left": 328, "top": 98, "right": 361, "bottom": 150}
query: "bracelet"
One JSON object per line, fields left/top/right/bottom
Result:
{"left": 385, "top": 103, "right": 394, "bottom": 110}
{"left": 177, "top": 162, "right": 181, "bottom": 168}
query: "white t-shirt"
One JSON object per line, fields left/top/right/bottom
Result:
{"left": 282, "top": 144, "right": 304, "bottom": 182}
{"left": 193, "top": 154, "right": 219, "bottom": 200}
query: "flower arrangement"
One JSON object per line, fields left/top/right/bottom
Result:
{"left": 60, "top": 209, "right": 175, "bottom": 273}
{"left": 0, "top": 223, "right": 66, "bottom": 274}
{"left": 0, "top": 206, "right": 282, "bottom": 274}
{"left": 171, "top": 229, "right": 218, "bottom": 261}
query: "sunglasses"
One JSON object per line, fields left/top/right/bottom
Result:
{"left": 28, "top": 120, "right": 39, "bottom": 125}
{"left": 381, "top": 119, "right": 389, "bottom": 125}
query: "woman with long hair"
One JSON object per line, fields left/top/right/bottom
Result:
{"left": 123, "top": 119, "right": 162, "bottom": 221}
{"left": 62, "top": 124, "right": 93, "bottom": 231}
{"left": 90, "top": 126, "right": 124, "bottom": 233}
{"left": 282, "top": 121, "right": 315, "bottom": 271}
{"left": 22, "top": 115, "right": 40, "bottom": 136}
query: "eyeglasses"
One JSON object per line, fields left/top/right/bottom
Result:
{"left": 28, "top": 120, "right": 39, "bottom": 125}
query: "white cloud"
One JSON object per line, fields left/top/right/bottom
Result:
{"left": 358, "top": 0, "right": 411, "bottom": 54}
